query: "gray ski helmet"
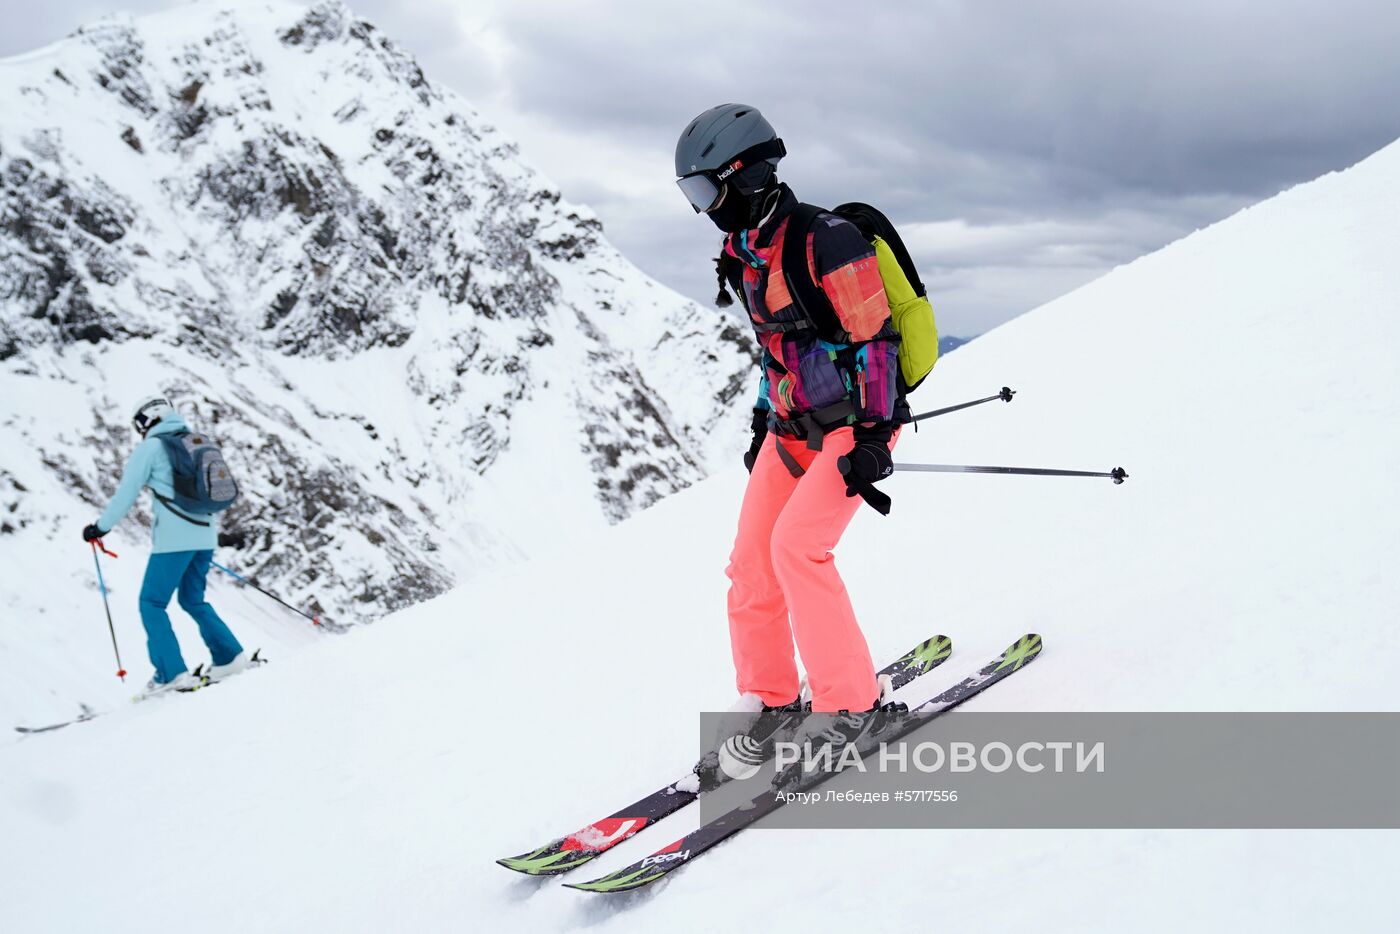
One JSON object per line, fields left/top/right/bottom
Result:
{"left": 675, "top": 104, "right": 785, "bottom": 212}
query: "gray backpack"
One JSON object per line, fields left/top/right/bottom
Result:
{"left": 154, "top": 431, "right": 239, "bottom": 523}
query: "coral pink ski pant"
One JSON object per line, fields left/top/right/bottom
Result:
{"left": 725, "top": 426, "right": 893, "bottom": 713}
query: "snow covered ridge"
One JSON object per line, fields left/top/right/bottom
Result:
{"left": 0, "top": 2, "right": 752, "bottom": 635}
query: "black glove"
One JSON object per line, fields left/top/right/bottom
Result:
{"left": 82, "top": 523, "right": 105, "bottom": 542}
{"left": 218, "top": 530, "right": 248, "bottom": 549}
{"left": 742, "top": 408, "right": 769, "bottom": 473}
{"left": 837, "top": 424, "right": 895, "bottom": 515}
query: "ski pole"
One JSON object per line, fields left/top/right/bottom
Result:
{"left": 90, "top": 540, "right": 127, "bottom": 680}
{"left": 895, "top": 463, "right": 1129, "bottom": 484}
{"left": 906, "top": 386, "right": 1015, "bottom": 425}
{"left": 212, "top": 561, "right": 325, "bottom": 628}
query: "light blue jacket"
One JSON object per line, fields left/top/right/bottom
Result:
{"left": 97, "top": 413, "right": 219, "bottom": 554}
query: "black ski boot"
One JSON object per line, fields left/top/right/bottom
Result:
{"left": 693, "top": 697, "right": 807, "bottom": 791}
{"left": 772, "top": 678, "right": 906, "bottom": 792}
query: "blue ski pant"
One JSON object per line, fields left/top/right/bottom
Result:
{"left": 139, "top": 550, "right": 242, "bottom": 683}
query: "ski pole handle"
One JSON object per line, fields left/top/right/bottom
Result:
{"left": 906, "top": 387, "right": 1015, "bottom": 425}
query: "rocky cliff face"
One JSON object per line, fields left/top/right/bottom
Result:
{"left": 0, "top": 1, "right": 753, "bottom": 625}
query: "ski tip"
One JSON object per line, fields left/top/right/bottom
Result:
{"left": 562, "top": 871, "right": 665, "bottom": 894}
{"left": 894, "top": 634, "right": 954, "bottom": 676}
{"left": 496, "top": 856, "right": 542, "bottom": 876}
{"left": 560, "top": 879, "right": 627, "bottom": 894}
{"left": 496, "top": 849, "right": 598, "bottom": 876}
{"left": 992, "top": 633, "right": 1043, "bottom": 672}
{"left": 495, "top": 857, "right": 563, "bottom": 877}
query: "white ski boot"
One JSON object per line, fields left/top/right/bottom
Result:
{"left": 206, "top": 648, "right": 264, "bottom": 683}
{"left": 138, "top": 671, "right": 200, "bottom": 698}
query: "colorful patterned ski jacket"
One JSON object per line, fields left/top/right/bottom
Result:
{"left": 723, "top": 186, "right": 900, "bottom": 436}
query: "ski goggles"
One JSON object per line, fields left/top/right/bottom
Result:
{"left": 676, "top": 138, "right": 785, "bottom": 213}
{"left": 132, "top": 397, "right": 172, "bottom": 435}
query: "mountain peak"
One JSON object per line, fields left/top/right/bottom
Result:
{"left": 0, "top": 0, "right": 754, "bottom": 707}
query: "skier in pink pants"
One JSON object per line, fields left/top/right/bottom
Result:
{"left": 676, "top": 105, "right": 902, "bottom": 715}
{"left": 726, "top": 424, "right": 898, "bottom": 713}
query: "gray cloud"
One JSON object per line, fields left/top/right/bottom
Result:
{"left": 0, "top": 0, "right": 173, "bottom": 53}
{"left": 375, "top": 0, "right": 1400, "bottom": 333}
{"left": 6, "top": 0, "right": 1400, "bottom": 334}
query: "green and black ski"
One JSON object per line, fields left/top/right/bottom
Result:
{"left": 565, "top": 633, "right": 1042, "bottom": 894}
{"left": 496, "top": 635, "right": 953, "bottom": 876}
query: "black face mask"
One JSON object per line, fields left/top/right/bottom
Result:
{"left": 707, "top": 164, "right": 777, "bottom": 233}
{"left": 706, "top": 186, "right": 758, "bottom": 232}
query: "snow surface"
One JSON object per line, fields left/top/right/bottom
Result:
{"left": 4, "top": 41, "right": 1400, "bottom": 934}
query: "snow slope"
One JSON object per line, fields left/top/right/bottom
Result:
{"left": 3, "top": 119, "right": 1399, "bottom": 934}
{"left": 0, "top": 1, "right": 752, "bottom": 727}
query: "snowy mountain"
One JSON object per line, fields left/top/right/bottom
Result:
{"left": 3, "top": 106, "right": 1397, "bottom": 934}
{"left": 0, "top": 1, "right": 753, "bottom": 718}
{"left": 939, "top": 333, "right": 970, "bottom": 355}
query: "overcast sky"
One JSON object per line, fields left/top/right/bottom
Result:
{"left": 5, "top": 0, "right": 1400, "bottom": 335}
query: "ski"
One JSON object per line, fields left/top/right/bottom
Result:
{"left": 14, "top": 704, "right": 98, "bottom": 735}
{"left": 565, "top": 633, "right": 1042, "bottom": 894}
{"left": 15, "top": 652, "right": 269, "bottom": 733}
{"left": 496, "top": 634, "right": 953, "bottom": 876}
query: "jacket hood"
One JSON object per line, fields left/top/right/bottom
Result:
{"left": 146, "top": 412, "right": 189, "bottom": 437}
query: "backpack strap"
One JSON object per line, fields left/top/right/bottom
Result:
{"left": 831, "top": 202, "right": 927, "bottom": 297}
{"left": 751, "top": 318, "right": 814, "bottom": 335}
{"left": 770, "top": 399, "right": 856, "bottom": 451}
{"left": 774, "top": 439, "right": 805, "bottom": 478}
{"left": 155, "top": 432, "right": 191, "bottom": 464}
{"left": 780, "top": 203, "right": 851, "bottom": 344}
{"left": 151, "top": 490, "right": 211, "bottom": 527}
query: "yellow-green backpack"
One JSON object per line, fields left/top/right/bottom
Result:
{"left": 781, "top": 201, "right": 939, "bottom": 393}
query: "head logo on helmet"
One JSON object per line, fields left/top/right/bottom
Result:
{"left": 716, "top": 159, "right": 744, "bottom": 181}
